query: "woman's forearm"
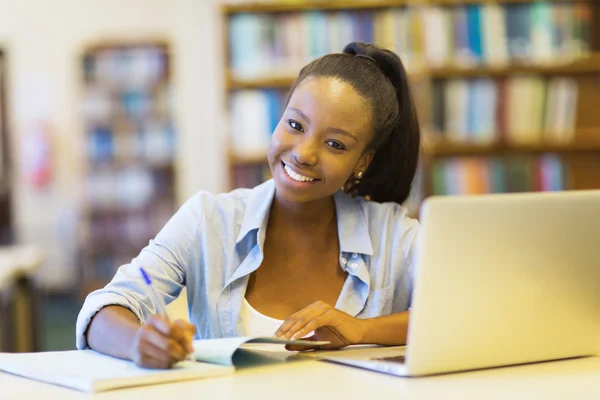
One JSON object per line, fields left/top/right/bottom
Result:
{"left": 359, "top": 310, "right": 410, "bottom": 346}
{"left": 86, "top": 306, "right": 141, "bottom": 360}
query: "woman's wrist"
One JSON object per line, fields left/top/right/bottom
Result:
{"left": 355, "top": 311, "right": 410, "bottom": 346}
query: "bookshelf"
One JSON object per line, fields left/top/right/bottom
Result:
{"left": 78, "top": 41, "right": 177, "bottom": 296}
{"left": 0, "top": 49, "right": 12, "bottom": 245}
{"left": 222, "top": 0, "right": 600, "bottom": 209}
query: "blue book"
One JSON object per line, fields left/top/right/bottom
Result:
{"left": 264, "top": 90, "right": 282, "bottom": 136}
{"left": 466, "top": 5, "right": 483, "bottom": 63}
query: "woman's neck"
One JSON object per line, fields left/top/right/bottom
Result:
{"left": 269, "top": 192, "right": 337, "bottom": 234}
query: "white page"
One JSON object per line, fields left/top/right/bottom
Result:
{"left": 0, "top": 350, "right": 233, "bottom": 393}
{"left": 193, "top": 336, "right": 330, "bottom": 366}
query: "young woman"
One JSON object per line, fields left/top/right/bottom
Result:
{"left": 77, "top": 42, "right": 421, "bottom": 369}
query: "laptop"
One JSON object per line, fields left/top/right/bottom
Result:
{"left": 324, "top": 190, "right": 600, "bottom": 376}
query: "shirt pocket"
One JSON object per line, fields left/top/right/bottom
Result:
{"left": 360, "top": 284, "right": 394, "bottom": 318}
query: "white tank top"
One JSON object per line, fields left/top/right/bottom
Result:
{"left": 240, "top": 298, "right": 314, "bottom": 338}
{"left": 240, "top": 298, "right": 285, "bottom": 337}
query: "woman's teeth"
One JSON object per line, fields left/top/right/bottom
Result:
{"left": 284, "top": 164, "right": 314, "bottom": 182}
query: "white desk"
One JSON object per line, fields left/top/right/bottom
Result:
{"left": 1, "top": 355, "right": 600, "bottom": 400}
{"left": 0, "top": 245, "right": 44, "bottom": 352}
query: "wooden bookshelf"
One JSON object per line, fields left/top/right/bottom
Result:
{"left": 78, "top": 41, "right": 177, "bottom": 298}
{"left": 223, "top": 0, "right": 600, "bottom": 200}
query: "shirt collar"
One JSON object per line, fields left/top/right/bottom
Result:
{"left": 333, "top": 190, "right": 374, "bottom": 256}
{"left": 236, "top": 180, "right": 374, "bottom": 257}
{"left": 236, "top": 179, "right": 276, "bottom": 244}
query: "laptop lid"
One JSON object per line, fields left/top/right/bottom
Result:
{"left": 405, "top": 190, "right": 600, "bottom": 376}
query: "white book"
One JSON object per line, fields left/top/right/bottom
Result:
{"left": 544, "top": 77, "right": 578, "bottom": 141}
{"left": 481, "top": 4, "right": 508, "bottom": 67}
{"left": 229, "top": 90, "right": 271, "bottom": 156}
{"left": 394, "top": 9, "right": 410, "bottom": 68}
{"left": 422, "top": 7, "right": 449, "bottom": 67}
{"left": 445, "top": 79, "right": 470, "bottom": 142}
{"left": 0, "top": 337, "right": 327, "bottom": 393}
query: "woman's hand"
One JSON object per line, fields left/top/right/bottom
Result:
{"left": 130, "top": 316, "right": 196, "bottom": 369}
{"left": 275, "top": 301, "right": 367, "bottom": 351}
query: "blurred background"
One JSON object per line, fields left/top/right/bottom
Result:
{"left": 0, "top": 0, "right": 598, "bottom": 353}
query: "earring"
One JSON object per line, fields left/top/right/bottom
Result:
{"left": 356, "top": 171, "right": 363, "bottom": 179}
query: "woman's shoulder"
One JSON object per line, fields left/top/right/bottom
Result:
{"left": 182, "top": 180, "right": 275, "bottom": 223}
{"left": 184, "top": 186, "right": 254, "bottom": 215}
{"left": 355, "top": 196, "right": 419, "bottom": 231}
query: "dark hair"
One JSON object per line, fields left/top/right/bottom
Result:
{"left": 286, "top": 42, "right": 421, "bottom": 205}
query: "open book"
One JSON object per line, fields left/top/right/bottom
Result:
{"left": 0, "top": 336, "right": 329, "bottom": 393}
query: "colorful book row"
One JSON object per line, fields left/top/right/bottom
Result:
{"left": 432, "top": 155, "right": 565, "bottom": 196}
{"left": 83, "top": 46, "right": 168, "bottom": 89}
{"left": 228, "top": 2, "right": 593, "bottom": 78}
{"left": 430, "top": 75, "right": 578, "bottom": 144}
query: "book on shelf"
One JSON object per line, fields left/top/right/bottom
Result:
{"left": 226, "top": 2, "right": 593, "bottom": 79}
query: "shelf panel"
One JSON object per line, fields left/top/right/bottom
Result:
{"left": 230, "top": 153, "right": 269, "bottom": 165}
{"left": 227, "top": 57, "right": 600, "bottom": 89}
{"left": 423, "top": 138, "right": 600, "bottom": 157}
{"left": 223, "top": 0, "right": 583, "bottom": 14}
{"left": 223, "top": 0, "right": 410, "bottom": 14}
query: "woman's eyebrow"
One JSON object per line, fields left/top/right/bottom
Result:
{"left": 289, "top": 107, "right": 358, "bottom": 142}
{"left": 289, "top": 107, "right": 311, "bottom": 123}
{"left": 326, "top": 127, "right": 358, "bottom": 142}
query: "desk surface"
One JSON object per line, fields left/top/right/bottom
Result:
{"left": 2, "top": 355, "right": 600, "bottom": 400}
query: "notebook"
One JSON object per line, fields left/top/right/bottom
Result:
{"left": 0, "top": 336, "right": 328, "bottom": 392}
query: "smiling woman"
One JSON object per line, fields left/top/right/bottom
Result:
{"left": 76, "top": 42, "right": 422, "bottom": 369}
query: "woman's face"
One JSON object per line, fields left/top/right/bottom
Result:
{"left": 268, "top": 76, "right": 374, "bottom": 204}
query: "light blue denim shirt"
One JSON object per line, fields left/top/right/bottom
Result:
{"left": 76, "top": 179, "right": 420, "bottom": 349}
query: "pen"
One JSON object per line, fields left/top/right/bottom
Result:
{"left": 139, "top": 266, "right": 195, "bottom": 362}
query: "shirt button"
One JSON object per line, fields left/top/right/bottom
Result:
{"left": 350, "top": 263, "right": 358, "bottom": 269}
{"left": 341, "top": 257, "right": 347, "bottom": 265}
{"left": 351, "top": 253, "right": 358, "bottom": 259}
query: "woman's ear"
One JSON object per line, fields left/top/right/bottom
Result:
{"left": 357, "top": 150, "right": 375, "bottom": 175}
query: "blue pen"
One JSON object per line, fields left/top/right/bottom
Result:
{"left": 139, "top": 266, "right": 170, "bottom": 320}
{"left": 139, "top": 266, "right": 195, "bottom": 362}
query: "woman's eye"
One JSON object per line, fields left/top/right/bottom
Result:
{"left": 288, "top": 119, "right": 304, "bottom": 132}
{"left": 326, "top": 140, "right": 346, "bottom": 150}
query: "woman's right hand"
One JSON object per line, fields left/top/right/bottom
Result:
{"left": 130, "top": 316, "right": 197, "bottom": 369}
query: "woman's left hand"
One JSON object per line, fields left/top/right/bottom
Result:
{"left": 275, "top": 301, "right": 367, "bottom": 351}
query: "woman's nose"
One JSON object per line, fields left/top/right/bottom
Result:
{"left": 292, "top": 137, "right": 318, "bottom": 166}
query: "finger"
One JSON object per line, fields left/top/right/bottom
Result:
{"left": 138, "top": 346, "right": 174, "bottom": 369}
{"left": 284, "top": 307, "right": 333, "bottom": 340}
{"left": 289, "top": 311, "right": 334, "bottom": 340}
{"left": 148, "top": 315, "right": 172, "bottom": 336}
{"left": 276, "top": 301, "right": 330, "bottom": 338}
{"left": 172, "top": 320, "right": 196, "bottom": 353}
{"left": 275, "top": 302, "right": 323, "bottom": 337}
{"left": 142, "top": 326, "right": 187, "bottom": 360}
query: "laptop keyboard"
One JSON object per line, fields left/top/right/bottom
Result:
{"left": 371, "top": 355, "right": 406, "bottom": 363}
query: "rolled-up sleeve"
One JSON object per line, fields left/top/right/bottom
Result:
{"left": 75, "top": 194, "right": 205, "bottom": 349}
